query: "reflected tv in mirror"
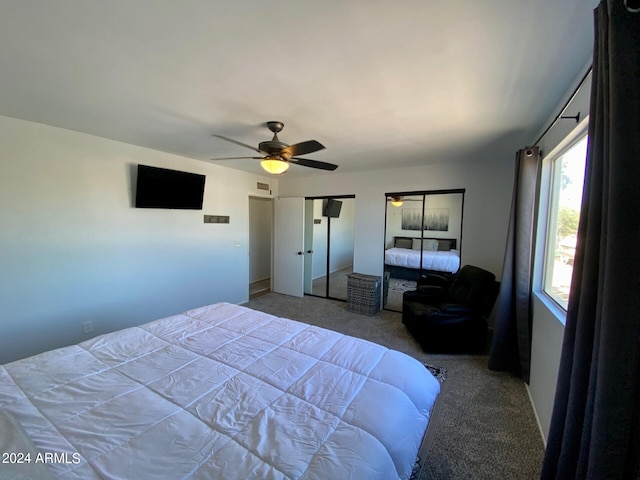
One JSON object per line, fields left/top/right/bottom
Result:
{"left": 322, "top": 199, "right": 342, "bottom": 218}
{"left": 135, "top": 164, "right": 205, "bottom": 210}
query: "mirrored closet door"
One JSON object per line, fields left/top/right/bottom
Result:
{"left": 383, "top": 189, "right": 465, "bottom": 312}
{"left": 303, "top": 196, "right": 355, "bottom": 301}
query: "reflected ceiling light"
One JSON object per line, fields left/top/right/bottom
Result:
{"left": 260, "top": 157, "right": 289, "bottom": 174}
{"left": 390, "top": 196, "right": 404, "bottom": 207}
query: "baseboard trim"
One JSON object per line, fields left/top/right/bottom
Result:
{"left": 525, "top": 383, "right": 547, "bottom": 448}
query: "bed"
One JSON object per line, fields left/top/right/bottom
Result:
{"left": 385, "top": 236, "right": 460, "bottom": 280}
{"left": 0, "top": 302, "right": 440, "bottom": 479}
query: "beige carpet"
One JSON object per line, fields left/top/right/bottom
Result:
{"left": 310, "top": 269, "right": 413, "bottom": 312}
{"left": 385, "top": 277, "right": 417, "bottom": 311}
{"left": 245, "top": 292, "right": 544, "bottom": 480}
{"left": 310, "top": 265, "right": 352, "bottom": 300}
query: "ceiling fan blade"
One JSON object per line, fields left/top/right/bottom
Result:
{"left": 281, "top": 140, "right": 325, "bottom": 157}
{"left": 290, "top": 157, "right": 338, "bottom": 171}
{"left": 210, "top": 156, "right": 263, "bottom": 161}
{"left": 212, "top": 134, "right": 265, "bottom": 154}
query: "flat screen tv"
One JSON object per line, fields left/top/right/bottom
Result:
{"left": 322, "top": 199, "right": 342, "bottom": 218}
{"left": 135, "top": 164, "right": 205, "bottom": 210}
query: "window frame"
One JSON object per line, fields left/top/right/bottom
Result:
{"left": 534, "top": 120, "right": 589, "bottom": 318}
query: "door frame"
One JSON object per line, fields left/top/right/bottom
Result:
{"left": 248, "top": 195, "right": 274, "bottom": 298}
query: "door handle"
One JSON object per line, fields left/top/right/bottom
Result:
{"left": 297, "top": 251, "right": 303, "bottom": 255}
{"left": 307, "top": 250, "right": 313, "bottom": 254}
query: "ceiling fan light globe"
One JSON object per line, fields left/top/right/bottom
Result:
{"left": 261, "top": 158, "right": 289, "bottom": 174}
{"left": 390, "top": 196, "right": 404, "bottom": 207}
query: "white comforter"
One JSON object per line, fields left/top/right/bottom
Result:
{"left": 0, "top": 303, "right": 439, "bottom": 480}
{"left": 385, "top": 247, "right": 461, "bottom": 273}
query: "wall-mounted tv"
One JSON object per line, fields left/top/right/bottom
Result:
{"left": 322, "top": 199, "right": 342, "bottom": 218}
{"left": 135, "top": 164, "right": 205, "bottom": 210}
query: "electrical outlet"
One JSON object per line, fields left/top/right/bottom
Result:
{"left": 83, "top": 321, "right": 94, "bottom": 334}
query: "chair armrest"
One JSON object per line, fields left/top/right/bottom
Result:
{"left": 439, "top": 303, "right": 474, "bottom": 314}
{"left": 417, "top": 274, "right": 450, "bottom": 289}
{"left": 404, "top": 285, "right": 446, "bottom": 305}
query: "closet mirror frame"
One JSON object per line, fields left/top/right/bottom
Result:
{"left": 383, "top": 188, "right": 465, "bottom": 312}
{"left": 304, "top": 195, "right": 356, "bottom": 301}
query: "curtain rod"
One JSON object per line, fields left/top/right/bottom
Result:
{"left": 532, "top": 66, "right": 593, "bottom": 147}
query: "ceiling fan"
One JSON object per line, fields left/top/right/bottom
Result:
{"left": 211, "top": 121, "right": 338, "bottom": 175}
{"left": 387, "top": 195, "right": 423, "bottom": 207}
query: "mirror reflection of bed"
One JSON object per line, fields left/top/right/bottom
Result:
{"left": 384, "top": 190, "right": 465, "bottom": 312}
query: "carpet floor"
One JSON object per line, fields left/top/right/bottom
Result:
{"left": 245, "top": 293, "right": 544, "bottom": 480}
{"left": 310, "top": 266, "right": 352, "bottom": 300}
{"left": 310, "top": 268, "right": 414, "bottom": 312}
{"left": 385, "top": 277, "right": 417, "bottom": 311}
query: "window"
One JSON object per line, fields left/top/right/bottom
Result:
{"left": 542, "top": 135, "right": 588, "bottom": 310}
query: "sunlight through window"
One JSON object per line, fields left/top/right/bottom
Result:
{"left": 543, "top": 135, "right": 588, "bottom": 310}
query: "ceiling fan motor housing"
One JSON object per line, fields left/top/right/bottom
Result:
{"left": 266, "top": 121, "right": 284, "bottom": 133}
{"left": 260, "top": 121, "right": 289, "bottom": 157}
{"left": 258, "top": 140, "right": 289, "bottom": 156}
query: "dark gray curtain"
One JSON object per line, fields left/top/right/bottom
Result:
{"left": 541, "top": 1, "right": 640, "bottom": 478}
{"left": 488, "top": 146, "right": 540, "bottom": 383}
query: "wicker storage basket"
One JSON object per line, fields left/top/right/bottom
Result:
{"left": 347, "top": 273, "right": 382, "bottom": 316}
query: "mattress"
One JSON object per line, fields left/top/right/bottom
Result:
{"left": 0, "top": 302, "right": 440, "bottom": 479}
{"left": 385, "top": 247, "right": 461, "bottom": 273}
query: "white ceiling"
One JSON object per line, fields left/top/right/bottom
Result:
{"left": 0, "top": 1, "right": 597, "bottom": 177}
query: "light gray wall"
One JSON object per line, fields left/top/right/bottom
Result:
{"left": 529, "top": 295, "right": 566, "bottom": 441}
{"left": 527, "top": 67, "right": 592, "bottom": 443}
{"left": 310, "top": 198, "right": 355, "bottom": 278}
{"left": 278, "top": 155, "right": 514, "bottom": 286}
{"left": 327, "top": 198, "right": 355, "bottom": 273}
{"left": 249, "top": 196, "right": 272, "bottom": 283}
{"left": 311, "top": 200, "right": 328, "bottom": 278}
{"left": 0, "top": 115, "right": 277, "bottom": 363}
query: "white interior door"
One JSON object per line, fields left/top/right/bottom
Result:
{"left": 273, "top": 197, "right": 305, "bottom": 297}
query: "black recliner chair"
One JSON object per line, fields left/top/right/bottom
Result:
{"left": 402, "top": 265, "right": 499, "bottom": 353}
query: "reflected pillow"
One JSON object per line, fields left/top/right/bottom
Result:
{"left": 424, "top": 239, "right": 440, "bottom": 251}
{"left": 412, "top": 238, "right": 439, "bottom": 251}
{"left": 395, "top": 237, "right": 413, "bottom": 249}
{"left": 437, "top": 240, "right": 452, "bottom": 251}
